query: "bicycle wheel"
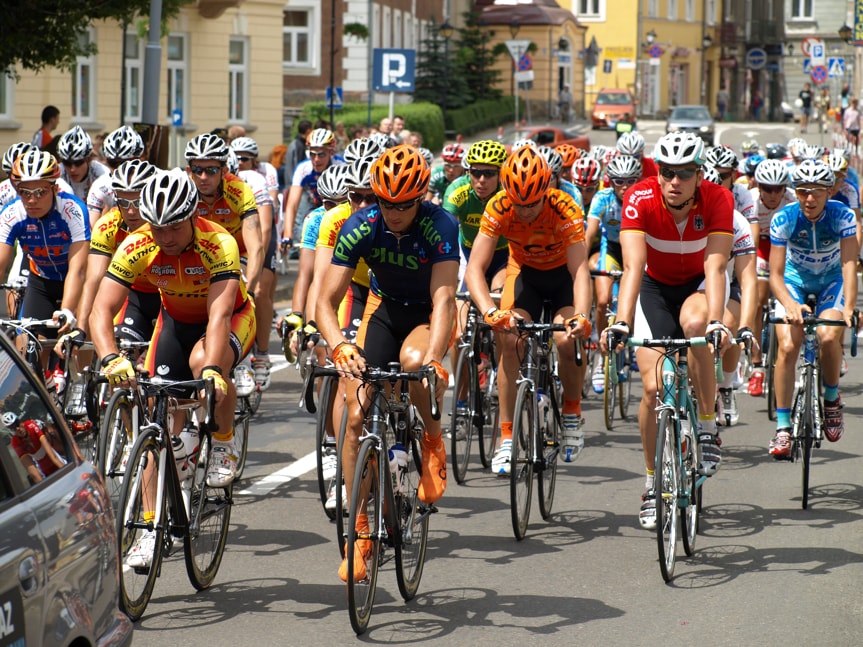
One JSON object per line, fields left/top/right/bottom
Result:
{"left": 346, "top": 436, "right": 381, "bottom": 635}
{"left": 116, "top": 429, "right": 164, "bottom": 621}
{"left": 766, "top": 323, "right": 777, "bottom": 421}
{"left": 315, "top": 376, "right": 338, "bottom": 515}
{"left": 99, "top": 389, "right": 136, "bottom": 510}
{"left": 232, "top": 401, "right": 250, "bottom": 480}
{"left": 618, "top": 348, "right": 633, "bottom": 420}
{"left": 603, "top": 353, "right": 616, "bottom": 430}
{"left": 395, "top": 432, "right": 428, "bottom": 601}
{"left": 335, "top": 405, "right": 349, "bottom": 557}
{"left": 510, "top": 381, "right": 535, "bottom": 540}
{"left": 800, "top": 370, "right": 815, "bottom": 510}
{"left": 537, "top": 398, "right": 559, "bottom": 520}
{"left": 450, "top": 345, "right": 475, "bottom": 484}
{"left": 478, "top": 364, "right": 499, "bottom": 469}
{"left": 680, "top": 419, "right": 699, "bottom": 557}
{"left": 184, "top": 431, "right": 232, "bottom": 590}
{"left": 655, "top": 409, "right": 680, "bottom": 582}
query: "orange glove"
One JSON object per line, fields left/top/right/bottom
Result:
{"left": 566, "top": 313, "right": 592, "bottom": 339}
{"left": 483, "top": 308, "right": 519, "bottom": 331}
{"left": 424, "top": 360, "right": 449, "bottom": 385}
{"left": 332, "top": 342, "right": 364, "bottom": 366}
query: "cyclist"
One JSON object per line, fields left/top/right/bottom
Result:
{"left": 585, "top": 154, "right": 641, "bottom": 393}
{"left": 767, "top": 160, "right": 857, "bottom": 457}
{"left": 428, "top": 143, "right": 466, "bottom": 204}
{"left": 86, "top": 125, "right": 145, "bottom": 226}
{"left": 538, "top": 145, "right": 584, "bottom": 211}
{"left": 465, "top": 145, "right": 592, "bottom": 471}
{"left": 184, "top": 134, "right": 266, "bottom": 386}
{"left": 747, "top": 159, "right": 795, "bottom": 396}
{"left": 316, "top": 145, "right": 458, "bottom": 582}
{"left": 616, "top": 131, "right": 658, "bottom": 179}
{"left": 571, "top": 157, "right": 603, "bottom": 215}
{"left": 824, "top": 152, "right": 862, "bottom": 248}
{"left": 554, "top": 143, "right": 581, "bottom": 182}
{"left": 601, "top": 132, "right": 733, "bottom": 530}
{"left": 56, "top": 126, "right": 110, "bottom": 202}
{"left": 705, "top": 146, "right": 757, "bottom": 241}
{"left": 7, "top": 413, "right": 66, "bottom": 484}
{"left": 739, "top": 154, "right": 765, "bottom": 190}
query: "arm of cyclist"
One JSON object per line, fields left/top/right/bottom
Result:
{"left": 465, "top": 232, "right": 521, "bottom": 331}
{"left": 600, "top": 230, "right": 645, "bottom": 354}
{"left": 841, "top": 234, "right": 859, "bottom": 326}
{"left": 564, "top": 237, "right": 593, "bottom": 340}
{"left": 768, "top": 242, "right": 805, "bottom": 324}
{"left": 421, "top": 260, "right": 458, "bottom": 402}
{"left": 734, "top": 251, "right": 759, "bottom": 336}
{"left": 318, "top": 263, "right": 364, "bottom": 377}
{"left": 241, "top": 212, "right": 263, "bottom": 297}
{"left": 197, "top": 277, "right": 238, "bottom": 402}
{"left": 53, "top": 240, "right": 88, "bottom": 335}
{"left": 704, "top": 233, "right": 733, "bottom": 351}
{"left": 90, "top": 276, "right": 135, "bottom": 386}
{"left": 55, "top": 252, "right": 110, "bottom": 357}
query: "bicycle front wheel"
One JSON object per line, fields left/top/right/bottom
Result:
{"left": 655, "top": 409, "right": 680, "bottom": 582}
{"left": 766, "top": 323, "right": 777, "bottom": 421}
{"left": 680, "top": 420, "right": 699, "bottom": 557}
{"left": 478, "top": 361, "right": 499, "bottom": 469}
{"left": 395, "top": 432, "right": 428, "bottom": 601}
{"left": 233, "top": 400, "right": 251, "bottom": 480}
{"left": 315, "top": 375, "right": 338, "bottom": 516}
{"left": 510, "top": 381, "right": 535, "bottom": 540}
{"left": 450, "top": 345, "right": 475, "bottom": 484}
{"left": 98, "top": 389, "right": 135, "bottom": 511}
{"left": 800, "top": 370, "right": 815, "bottom": 509}
{"left": 618, "top": 348, "right": 633, "bottom": 420}
{"left": 537, "top": 399, "right": 559, "bottom": 520}
{"left": 116, "top": 429, "right": 164, "bottom": 621}
{"left": 603, "top": 353, "right": 617, "bottom": 430}
{"left": 184, "top": 431, "right": 232, "bottom": 590}
{"left": 347, "top": 436, "right": 381, "bottom": 635}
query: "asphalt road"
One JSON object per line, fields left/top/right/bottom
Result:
{"left": 128, "top": 123, "right": 863, "bottom": 645}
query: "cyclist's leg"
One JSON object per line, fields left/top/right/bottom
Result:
{"left": 770, "top": 296, "right": 804, "bottom": 433}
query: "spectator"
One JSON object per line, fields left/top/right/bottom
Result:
{"left": 814, "top": 87, "right": 831, "bottom": 133}
{"left": 31, "top": 105, "right": 60, "bottom": 151}
{"left": 392, "top": 115, "right": 406, "bottom": 143}
{"left": 750, "top": 90, "right": 763, "bottom": 121}
{"left": 841, "top": 83, "right": 851, "bottom": 117}
{"left": 843, "top": 97, "right": 860, "bottom": 149}
{"left": 799, "top": 82, "right": 813, "bottom": 133}
{"left": 227, "top": 125, "right": 247, "bottom": 142}
{"left": 379, "top": 117, "right": 393, "bottom": 135}
{"left": 557, "top": 84, "right": 573, "bottom": 123}
{"left": 615, "top": 113, "right": 634, "bottom": 140}
{"left": 283, "top": 119, "right": 312, "bottom": 196}
{"left": 716, "top": 88, "right": 729, "bottom": 121}
{"left": 334, "top": 121, "right": 349, "bottom": 152}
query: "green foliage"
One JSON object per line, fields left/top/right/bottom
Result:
{"left": 0, "top": 0, "right": 188, "bottom": 75}
{"left": 454, "top": 11, "right": 503, "bottom": 104}
{"left": 444, "top": 97, "right": 518, "bottom": 137}
{"left": 343, "top": 22, "right": 369, "bottom": 40}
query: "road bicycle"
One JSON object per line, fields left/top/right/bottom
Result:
{"left": 0, "top": 316, "right": 64, "bottom": 398}
{"left": 510, "top": 313, "right": 578, "bottom": 540}
{"left": 328, "top": 363, "right": 438, "bottom": 635}
{"left": 769, "top": 304, "right": 857, "bottom": 509}
{"left": 761, "top": 297, "right": 778, "bottom": 421}
{"left": 116, "top": 376, "right": 231, "bottom": 621}
{"left": 622, "top": 332, "right": 720, "bottom": 582}
{"left": 450, "top": 292, "right": 499, "bottom": 483}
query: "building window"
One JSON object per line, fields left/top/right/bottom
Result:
{"left": 229, "top": 37, "right": 249, "bottom": 124}
{"left": 284, "top": 9, "right": 313, "bottom": 67}
{"left": 706, "top": 0, "right": 717, "bottom": 25}
{"left": 791, "top": 0, "right": 813, "bottom": 19}
{"left": 383, "top": 7, "right": 391, "bottom": 48}
{"left": 686, "top": 0, "right": 694, "bottom": 21}
{"left": 578, "top": 0, "right": 602, "bottom": 18}
{"left": 648, "top": 0, "right": 658, "bottom": 18}
{"left": 72, "top": 29, "right": 95, "bottom": 121}
{"left": 403, "top": 15, "right": 412, "bottom": 49}
{"left": 124, "top": 31, "right": 143, "bottom": 122}
{"left": 393, "top": 10, "right": 402, "bottom": 48}
{"left": 373, "top": 6, "right": 381, "bottom": 48}
{"left": 668, "top": 0, "right": 678, "bottom": 19}
{"left": 0, "top": 71, "right": 13, "bottom": 120}
{"left": 166, "top": 34, "right": 188, "bottom": 121}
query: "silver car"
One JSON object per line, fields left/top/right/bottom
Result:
{"left": 666, "top": 104, "right": 715, "bottom": 145}
{"left": 0, "top": 330, "right": 133, "bottom": 647}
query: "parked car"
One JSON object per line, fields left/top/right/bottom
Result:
{"left": 665, "top": 104, "right": 716, "bottom": 145}
{"left": 503, "top": 125, "right": 591, "bottom": 154}
{"left": 591, "top": 89, "right": 637, "bottom": 129}
{"left": 0, "top": 330, "right": 133, "bottom": 646}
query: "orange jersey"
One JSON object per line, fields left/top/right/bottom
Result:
{"left": 106, "top": 218, "right": 248, "bottom": 324}
{"left": 480, "top": 188, "right": 585, "bottom": 270}
{"left": 194, "top": 172, "right": 258, "bottom": 255}
{"left": 90, "top": 208, "right": 158, "bottom": 293}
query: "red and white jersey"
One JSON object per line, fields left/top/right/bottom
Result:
{"left": 621, "top": 176, "right": 734, "bottom": 286}
{"left": 732, "top": 183, "right": 756, "bottom": 224}
{"left": 750, "top": 186, "right": 795, "bottom": 259}
{"left": 255, "top": 161, "right": 279, "bottom": 195}
{"left": 731, "top": 210, "right": 755, "bottom": 258}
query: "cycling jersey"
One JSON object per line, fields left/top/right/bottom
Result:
{"left": 621, "top": 176, "right": 734, "bottom": 286}
{"left": 832, "top": 180, "right": 861, "bottom": 210}
{"left": 255, "top": 161, "right": 280, "bottom": 195}
{"left": 481, "top": 188, "right": 585, "bottom": 270}
{"left": 11, "top": 422, "right": 61, "bottom": 478}
{"left": 317, "top": 202, "right": 372, "bottom": 288}
{"left": 86, "top": 172, "right": 114, "bottom": 216}
{"left": 732, "top": 183, "right": 756, "bottom": 224}
{"left": 60, "top": 160, "right": 110, "bottom": 201}
{"left": 770, "top": 199, "right": 856, "bottom": 287}
{"left": 332, "top": 201, "right": 459, "bottom": 304}
{"left": 290, "top": 157, "right": 345, "bottom": 214}
{"left": 641, "top": 157, "right": 658, "bottom": 179}
{"left": 428, "top": 166, "right": 456, "bottom": 199}
{"left": 731, "top": 210, "right": 756, "bottom": 258}
{"left": 750, "top": 187, "right": 796, "bottom": 260}
{"left": 238, "top": 169, "right": 273, "bottom": 208}
{"left": 301, "top": 205, "right": 326, "bottom": 251}
{"left": 90, "top": 208, "right": 158, "bottom": 294}
{"left": 442, "top": 175, "right": 507, "bottom": 251}
{"left": 194, "top": 172, "right": 258, "bottom": 255}
{"left": 588, "top": 188, "right": 624, "bottom": 243}
{"left": 558, "top": 178, "right": 585, "bottom": 213}
{"left": 106, "top": 217, "right": 249, "bottom": 324}
{"left": 0, "top": 192, "right": 90, "bottom": 280}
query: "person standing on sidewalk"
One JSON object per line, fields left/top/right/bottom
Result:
{"left": 799, "top": 83, "right": 813, "bottom": 134}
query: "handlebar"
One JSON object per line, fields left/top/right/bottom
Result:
{"left": 589, "top": 269, "right": 624, "bottom": 279}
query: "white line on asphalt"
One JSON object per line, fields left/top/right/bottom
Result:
{"left": 237, "top": 450, "right": 317, "bottom": 496}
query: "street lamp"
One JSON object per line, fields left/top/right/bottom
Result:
{"left": 439, "top": 20, "right": 454, "bottom": 135}
{"left": 645, "top": 29, "right": 657, "bottom": 47}
{"left": 703, "top": 34, "right": 713, "bottom": 50}
{"left": 510, "top": 22, "right": 522, "bottom": 129}
{"left": 839, "top": 24, "right": 853, "bottom": 44}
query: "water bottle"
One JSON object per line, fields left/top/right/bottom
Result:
{"left": 53, "top": 368, "right": 66, "bottom": 395}
{"left": 388, "top": 442, "right": 409, "bottom": 495}
{"left": 537, "top": 389, "right": 551, "bottom": 434}
{"left": 680, "top": 416, "right": 692, "bottom": 455}
{"left": 172, "top": 435, "right": 189, "bottom": 478}
{"left": 65, "top": 378, "right": 86, "bottom": 417}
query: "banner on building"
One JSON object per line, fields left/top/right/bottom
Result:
{"left": 855, "top": 0, "right": 863, "bottom": 46}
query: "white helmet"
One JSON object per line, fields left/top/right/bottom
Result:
{"left": 226, "top": 149, "right": 239, "bottom": 175}
{"left": 701, "top": 164, "right": 722, "bottom": 185}
{"left": 103, "top": 126, "right": 145, "bottom": 161}
{"left": 705, "top": 145, "right": 738, "bottom": 169}
{"left": 791, "top": 159, "right": 835, "bottom": 188}
{"left": 616, "top": 131, "right": 645, "bottom": 156}
{"left": 2, "top": 412, "right": 18, "bottom": 427}
{"left": 184, "top": 133, "right": 229, "bottom": 162}
{"left": 346, "top": 156, "right": 376, "bottom": 189}
{"left": 787, "top": 137, "right": 808, "bottom": 158}
{"left": 537, "top": 146, "right": 563, "bottom": 176}
{"left": 316, "top": 164, "right": 351, "bottom": 203}
{"left": 57, "top": 126, "right": 93, "bottom": 161}
{"left": 111, "top": 159, "right": 158, "bottom": 193}
{"left": 417, "top": 147, "right": 435, "bottom": 168}
{"left": 606, "top": 154, "right": 643, "bottom": 180}
{"left": 800, "top": 144, "right": 826, "bottom": 161}
{"left": 654, "top": 133, "right": 706, "bottom": 166}
{"left": 753, "top": 159, "right": 790, "bottom": 186}
{"left": 343, "top": 138, "right": 384, "bottom": 164}
{"left": 229, "top": 136, "right": 259, "bottom": 157}
{"left": 512, "top": 138, "right": 536, "bottom": 151}
{"left": 2, "top": 142, "right": 34, "bottom": 175}
{"left": 140, "top": 169, "right": 199, "bottom": 226}
{"left": 307, "top": 128, "right": 335, "bottom": 149}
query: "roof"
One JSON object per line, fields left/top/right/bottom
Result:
{"left": 477, "top": 0, "right": 578, "bottom": 27}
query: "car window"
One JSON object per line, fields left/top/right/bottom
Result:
{"left": 597, "top": 93, "right": 631, "bottom": 105}
{"left": 672, "top": 107, "right": 710, "bottom": 120}
{"left": 533, "top": 130, "right": 556, "bottom": 146}
{"left": 0, "top": 347, "right": 71, "bottom": 491}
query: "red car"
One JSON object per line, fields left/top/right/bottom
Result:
{"left": 591, "top": 88, "right": 637, "bottom": 129}
{"left": 503, "top": 125, "right": 591, "bottom": 154}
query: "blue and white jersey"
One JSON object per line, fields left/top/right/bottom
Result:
{"left": 290, "top": 157, "right": 345, "bottom": 216}
{"left": 300, "top": 205, "right": 326, "bottom": 251}
{"left": 557, "top": 178, "right": 584, "bottom": 213}
{"left": 587, "top": 188, "right": 624, "bottom": 243}
{"left": 770, "top": 199, "right": 856, "bottom": 286}
{"left": 0, "top": 191, "right": 90, "bottom": 281}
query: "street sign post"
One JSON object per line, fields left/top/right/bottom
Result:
{"left": 372, "top": 48, "right": 416, "bottom": 92}
{"left": 746, "top": 47, "right": 767, "bottom": 70}
{"left": 325, "top": 86, "right": 343, "bottom": 109}
{"left": 811, "top": 64, "right": 828, "bottom": 85}
{"left": 505, "top": 39, "right": 532, "bottom": 129}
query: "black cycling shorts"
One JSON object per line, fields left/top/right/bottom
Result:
{"left": 633, "top": 274, "right": 705, "bottom": 339}
{"left": 355, "top": 293, "right": 436, "bottom": 369}
{"left": 503, "top": 263, "right": 574, "bottom": 322}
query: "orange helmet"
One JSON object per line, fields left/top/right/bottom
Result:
{"left": 555, "top": 143, "right": 581, "bottom": 168}
{"left": 501, "top": 146, "right": 551, "bottom": 205}
{"left": 370, "top": 144, "right": 430, "bottom": 202}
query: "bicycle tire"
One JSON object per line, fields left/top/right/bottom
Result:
{"left": 99, "top": 389, "right": 136, "bottom": 511}
{"left": 346, "top": 436, "right": 381, "bottom": 635}
{"left": 655, "top": 409, "right": 679, "bottom": 582}
{"left": 618, "top": 349, "right": 633, "bottom": 420}
{"left": 335, "top": 404, "right": 348, "bottom": 557}
{"left": 248, "top": 386, "right": 262, "bottom": 415}
{"left": 680, "top": 417, "right": 699, "bottom": 556}
{"left": 603, "top": 353, "right": 616, "bottom": 430}
{"left": 478, "top": 367, "right": 499, "bottom": 469}
{"left": 233, "top": 398, "right": 251, "bottom": 480}
{"left": 800, "top": 369, "right": 814, "bottom": 509}
{"left": 450, "top": 345, "right": 475, "bottom": 484}
{"left": 315, "top": 375, "right": 337, "bottom": 515}
{"left": 510, "top": 381, "right": 535, "bottom": 540}
{"left": 537, "top": 395, "right": 559, "bottom": 520}
{"left": 766, "top": 323, "right": 777, "bottom": 421}
{"left": 395, "top": 430, "right": 428, "bottom": 601}
{"left": 116, "top": 429, "right": 164, "bottom": 621}
{"left": 184, "top": 431, "right": 232, "bottom": 590}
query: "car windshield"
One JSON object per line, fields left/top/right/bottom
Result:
{"left": 671, "top": 107, "right": 710, "bottom": 120}
{"left": 596, "top": 93, "right": 631, "bottom": 105}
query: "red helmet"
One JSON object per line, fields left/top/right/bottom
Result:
{"left": 370, "top": 144, "right": 430, "bottom": 202}
{"left": 501, "top": 146, "right": 551, "bottom": 205}
{"left": 571, "top": 158, "right": 602, "bottom": 186}
{"left": 441, "top": 143, "right": 466, "bottom": 163}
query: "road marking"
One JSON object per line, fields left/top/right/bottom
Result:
{"left": 238, "top": 450, "right": 317, "bottom": 496}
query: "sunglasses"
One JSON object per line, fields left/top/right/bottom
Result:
{"left": 308, "top": 150, "right": 329, "bottom": 158}
{"left": 237, "top": 156, "right": 253, "bottom": 162}
{"left": 469, "top": 168, "right": 499, "bottom": 180}
{"left": 659, "top": 166, "right": 698, "bottom": 181}
{"left": 378, "top": 197, "right": 419, "bottom": 211}
{"left": 18, "top": 187, "right": 51, "bottom": 199}
{"left": 348, "top": 191, "right": 376, "bottom": 205}
{"left": 610, "top": 177, "right": 638, "bottom": 187}
{"left": 62, "top": 159, "right": 87, "bottom": 168}
{"left": 513, "top": 199, "right": 542, "bottom": 209}
{"left": 795, "top": 187, "right": 828, "bottom": 198}
{"left": 116, "top": 197, "right": 141, "bottom": 209}
{"left": 190, "top": 165, "right": 222, "bottom": 176}
{"left": 576, "top": 182, "right": 599, "bottom": 192}
{"left": 444, "top": 163, "right": 462, "bottom": 170}
{"left": 717, "top": 171, "right": 733, "bottom": 181}
{"left": 759, "top": 184, "right": 786, "bottom": 195}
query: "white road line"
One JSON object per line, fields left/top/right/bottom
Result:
{"left": 237, "top": 450, "right": 317, "bottom": 496}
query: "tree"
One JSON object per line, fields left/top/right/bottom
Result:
{"left": 453, "top": 11, "right": 504, "bottom": 103}
{"left": 0, "top": 1, "right": 188, "bottom": 76}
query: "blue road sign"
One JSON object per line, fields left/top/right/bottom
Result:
{"left": 746, "top": 47, "right": 767, "bottom": 70}
{"left": 373, "top": 48, "right": 416, "bottom": 92}
{"left": 171, "top": 109, "right": 183, "bottom": 127}
{"left": 828, "top": 57, "right": 845, "bottom": 78}
{"left": 326, "top": 86, "right": 343, "bottom": 109}
{"left": 811, "top": 65, "right": 828, "bottom": 84}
